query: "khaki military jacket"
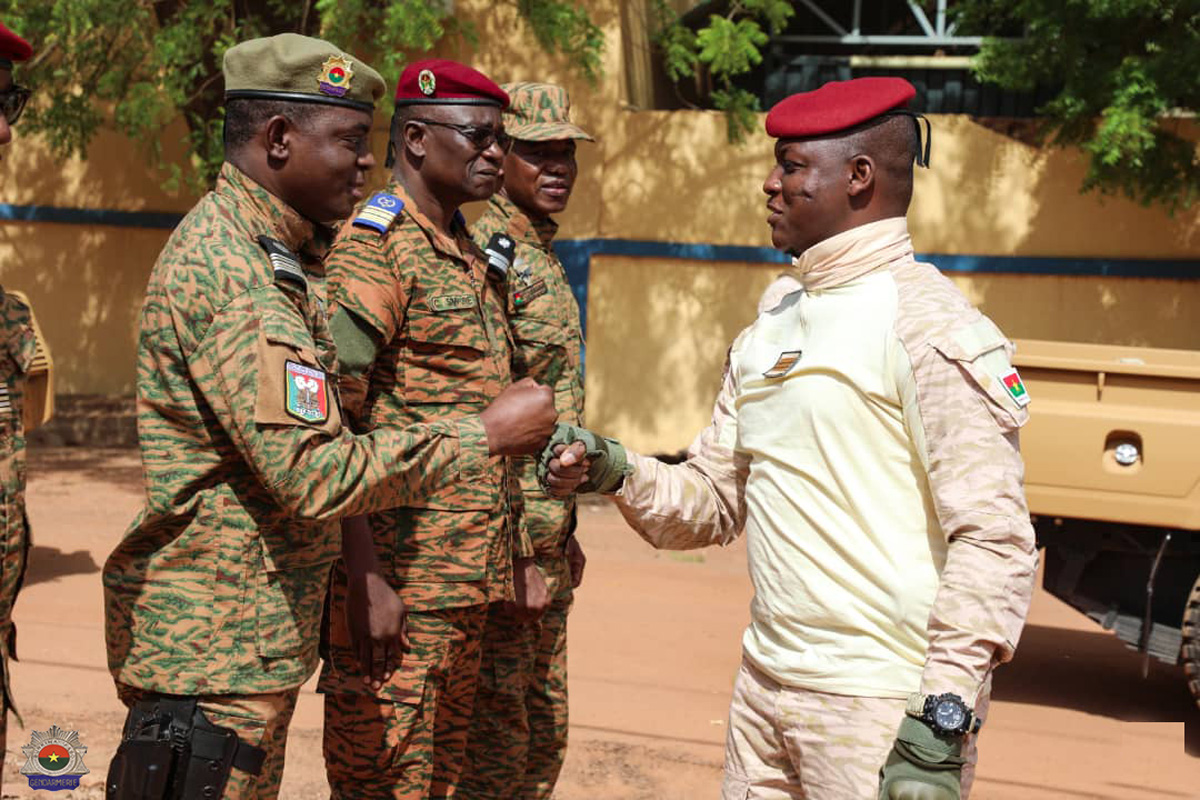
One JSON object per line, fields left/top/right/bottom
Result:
{"left": 103, "top": 164, "right": 489, "bottom": 696}
{"left": 474, "top": 194, "right": 583, "bottom": 569}
{"left": 325, "top": 182, "right": 520, "bottom": 610}
{"left": 615, "top": 218, "right": 1037, "bottom": 703}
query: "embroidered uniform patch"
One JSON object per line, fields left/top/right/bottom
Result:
{"left": 353, "top": 192, "right": 404, "bottom": 234}
{"left": 513, "top": 279, "right": 548, "bottom": 308}
{"left": 285, "top": 360, "right": 328, "bottom": 423}
{"left": 763, "top": 350, "right": 802, "bottom": 379}
{"left": 429, "top": 294, "right": 475, "bottom": 312}
{"left": 999, "top": 368, "right": 1031, "bottom": 407}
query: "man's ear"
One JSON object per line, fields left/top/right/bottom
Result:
{"left": 403, "top": 119, "right": 428, "bottom": 159}
{"left": 848, "top": 154, "right": 875, "bottom": 197}
{"left": 264, "top": 115, "right": 291, "bottom": 163}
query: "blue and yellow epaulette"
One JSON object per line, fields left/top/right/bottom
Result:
{"left": 353, "top": 192, "right": 404, "bottom": 234}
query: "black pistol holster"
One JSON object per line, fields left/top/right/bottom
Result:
{"left": 106, "top": 694, "right": 267, "bottom": 800}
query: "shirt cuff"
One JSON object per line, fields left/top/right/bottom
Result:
{"left": 455, "top": 415, "right": 490, "bottom": 479}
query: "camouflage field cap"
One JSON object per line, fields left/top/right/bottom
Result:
{"left": 224, "top": 33, "right": 385, "bottom": 113}
{"left": 501, "top": 82, "right": 594, "bottom": 142}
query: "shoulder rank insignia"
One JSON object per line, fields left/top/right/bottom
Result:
{"left": 353, "top": 192, "right": 404, "bottom": 234}
{"left": 257, "top": 235, "right": 307, "bottom": 291}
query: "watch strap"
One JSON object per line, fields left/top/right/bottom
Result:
{"left": 904, "top": 692, "right": 928, "bottom": 719}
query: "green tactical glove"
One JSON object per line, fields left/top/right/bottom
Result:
{"left": 878, "top": 717, "right": 966, "bottom": 800}
{"left": 537, "top": 423, "right": 632, "bottom": 495}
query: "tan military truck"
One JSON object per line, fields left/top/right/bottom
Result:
{"left": 1013, "top": 340, "right": 1200, "bottom": 707}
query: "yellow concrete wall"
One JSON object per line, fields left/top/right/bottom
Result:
{"left": 0, "top": 0, "right": 1197, "bottom": 453}
{"left": 584, "top": 260, "right": 1200, "bottom": 454}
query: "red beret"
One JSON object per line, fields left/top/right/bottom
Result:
{"left": 0, "top": 20, "right": 32, "bottom": 64}
{"left": 765, "top": 77, "right": 916, "bottom": 139}
{"left": 394, "top": 59, "right": 508, "bottom": 108}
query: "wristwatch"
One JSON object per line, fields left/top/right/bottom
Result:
{"left": 906, "top": 692, "right": 982, "bottom": 738}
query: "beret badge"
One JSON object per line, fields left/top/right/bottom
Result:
{"left": 318, "top": 55, "right": 354, "bottom": 98}
{"left": 418, "top": 68, "right": 436, "bottom": 96}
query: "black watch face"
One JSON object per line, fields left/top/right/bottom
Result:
{"left": 933, "top": 699, "right": 967, "bottom": 732}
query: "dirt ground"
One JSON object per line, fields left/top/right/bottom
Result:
{"left": 2, "top": 447, "right": 1198, "bottom": 798}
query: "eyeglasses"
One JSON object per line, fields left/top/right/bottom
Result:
{"left": 413, "top": 118, "right": 513, "bottom": 154}
{"left": 0, "top": 85, "right": 31, "bottom": 126}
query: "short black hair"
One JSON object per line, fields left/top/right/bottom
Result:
{"left": 839, "top": 114, "right": 919, "bottom": 209}
{"left": 223, "top": 97, "right": 321, "bottom": 152}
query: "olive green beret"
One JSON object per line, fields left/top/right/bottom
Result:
{"left": 224, "top": 33, "right": 385, "bottom": 113}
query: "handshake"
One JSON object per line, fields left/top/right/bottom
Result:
{"left": 479, "top": 378, "right": 631, "bottom": 496}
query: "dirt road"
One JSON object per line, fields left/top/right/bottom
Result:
{"left": 4, "top": 448, "right": 1197, "bottom": 798}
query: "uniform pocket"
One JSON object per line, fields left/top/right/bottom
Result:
{"left": 930, "top": 318, "right": 1029, "bottom": 432}
{"left": 254, "top": 315, "right": 342, "bottom": 436}
{"left": 402, "top": 310, "right": 490, "bottom": 405}
{"left": 386, "top": 506, "right": 492, "bottom": 583}
{"left": 255, "top": 560, "right": 333, "bottom": 659}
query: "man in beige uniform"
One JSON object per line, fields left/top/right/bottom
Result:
{"left": 543, "top": 78, "right": 1038, "bottom": 799}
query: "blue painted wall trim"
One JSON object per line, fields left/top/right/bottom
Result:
{"left": 3, "top": 204, "right": 1195, "bottom": 334}
{"left": 552, "top": 237, "right": 1200, "bottom": 337}
{"left": 0, "top": 203, "right": 185, "bottom": 229}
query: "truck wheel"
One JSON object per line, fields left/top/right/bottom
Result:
{"left": 1185, "top": 572, "right": 1200, "bottom": 710}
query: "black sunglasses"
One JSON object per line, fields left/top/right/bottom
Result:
{"left": 0, "top": 85, "right": 31, "bottom": 126}
{"left": 413, "top": 118, "right": 513, "bottom": 154}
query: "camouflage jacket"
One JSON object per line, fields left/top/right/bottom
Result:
{"left": 103, "top": 164, "right": 491, "bottom": 696}
{"left": 614, "top": 218, "right": 1037, "bottom": 703}
{"left": 474, "top": 194, "right": 583, "bottom": 561}
{"left": 0, "top": 289, "right": 36, "bottom": 704}
{"left": 325, "top": 181, "right": 520, "bottom": 610}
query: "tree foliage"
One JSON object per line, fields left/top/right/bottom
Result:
{"left": 652, "top": 0, "right": 794, "bottom": 142}
{"left": 955, "top": 0, "right": 1200, "bottom": 210}
{"left": 1, "top": 0, "right": 604, "bottom": 194}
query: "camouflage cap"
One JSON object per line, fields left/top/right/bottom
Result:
{"left": 224, "top": 33, "right": 385, "bottom": 113}
{"left": 501, "top": 82, "right": 594, "bottom": 142}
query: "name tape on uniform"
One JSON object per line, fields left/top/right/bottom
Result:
{"left": 429, "top": 294, "right": 475, "bottom": 312}
{"left": 512, "top": 279, "right": 548, "bottom": 308}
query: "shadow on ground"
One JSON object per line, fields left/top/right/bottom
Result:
{"left": 995, "top": 623, "right": 1199, "bottom": 755}
{"left": 27, "top": 446, "right": 143, "bottom": 491}
{"left": 23, "top": 545, "right": 100, "bottom": 588}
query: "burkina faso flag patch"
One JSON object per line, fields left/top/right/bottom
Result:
{"left": 999, "top": 368, "right": 1030, "bottom": 407}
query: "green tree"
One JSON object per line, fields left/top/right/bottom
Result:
{"left": 1, "top": 0, "right": 603, "bottom": 194}
{"left": 955, "top": 0, "right": 1200, "bottom": 211}
{"left": 651, "top": 0, "right": 794, "bottom": 141}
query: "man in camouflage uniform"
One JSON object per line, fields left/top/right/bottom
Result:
{"left": 103, "top": 38, "right": 555, "bottom": 800}
{"left": 458, "top": 82, "right": 592, "bottom": 800}
{"left": 0, "top": 21, "right": 46, "bottom": 791}
{"left": 319, "top": 60, "right": 550, "bottom": 799}
{"left": 544, "top": 78, "right": 1038, "bottom": 799}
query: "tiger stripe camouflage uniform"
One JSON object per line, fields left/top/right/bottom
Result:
{"left": 103, "top": 163, "right": 491, "bottom": 798}
{"left": 459, "top": 192, "right": 585, "bottom": 799}
{"left": 458, "top": 190, "right": 585, "bottom": 796}
{"left": 0, "top": 289, "right": 38, "bottom": 757}
{"left": 319, "top": 181, "right": 521, "bottom": 799}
